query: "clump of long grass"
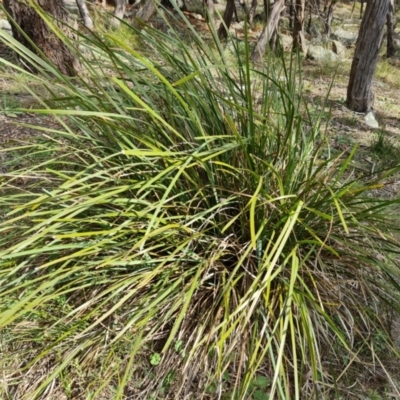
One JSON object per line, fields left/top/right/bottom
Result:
{"left": 0, "top": 5, "right": 400, "bottom": 399}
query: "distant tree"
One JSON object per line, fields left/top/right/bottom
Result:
{"left": 3, "top": 0, "right": 80, "bottom": 76}
{"left": 386, "top": 0, "right": 395, "bottom": 57}
{"left": 204, "top": 0, "right": 215, "bottom": 21}
{"left": 324, "top": 0, "right": 337, "bottom": 37}
{"left": 346, "top": 0, "right": 389, "bottom": 112}
{"left": 250, "top": 0, "right": 285, "bottom": 62}
{"left": 292, "top": 0, "right": 306, "bottom": 53}
{"left": 217, "top": 0, "right": 235, "bottom": 39}
{"left": 76, "top": 0, "right": 94, "bottom": 29}
{"left": 112, "top": 0, "right": 127, "bottom": 28}
{"left": 248, "top": 0, "right": 258, "bottom": 25}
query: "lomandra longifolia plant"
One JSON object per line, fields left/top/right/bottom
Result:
{"left": 0, "top": 4, "right": 400, "bottom": 399}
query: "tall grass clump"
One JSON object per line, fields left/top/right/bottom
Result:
{"left": 1, "top": 7, "right": 400, "bottom": 399}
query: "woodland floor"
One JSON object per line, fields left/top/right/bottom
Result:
{"left": 1, "top": 1, "right": 400, "bottom": 399}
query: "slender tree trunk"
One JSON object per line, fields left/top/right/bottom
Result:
{"left": 386, "top": 0, "right": 395, "bottom": 57}
{"left": 292, "top": 0, "right": 306, "bottom": 53}
{"left": 250, "top": 0, "right": 284, "bottom": 62}
{"left": 75, "top": 0, "right": 94, "bottom": 29}
{"left": 133, "top": 0, "right": 158, "bottom": 28}
{"left": 360, "top": 0, "right": 365, "bottom": 18}
{"left": 324, "top": 0, "right": 337, "bottom": 36}
{"left": 3, "top": 0, "right": 79, "bottom": 76}
{"left": 289, "top": 0, "right": 294, "bottom": 29}
{"left": 217, "top": 0, "right": 236, "bottom": 39}
{"left": 350, "top": 0, "right": 356, "bottom": 18}
{"left": 269, "top": 24, "right": 278, "bottom": 51}
{"left": 249, "top": 0, "right": 258, "bottom": 25}
{"left": 306, "top": 0, "right": 312, "bottom": 32}
{"left": 233, "top": 0, "right": 248, "bottom": 22}
{"left": 112, "top": 0, "right": 126, "bottom": 28}
{"left": 204, "top": 0, "right": 214, "bottom": 21}
{"left": 346, "top": 0, "right": 389, "bottom": 112}
{"left": 323, "top": 0, "right": 328, "bottom": 13}
{"left": 264, "top": 0, "right": 270, "bottom": 18}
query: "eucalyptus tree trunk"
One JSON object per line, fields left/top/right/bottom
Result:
{"left": 248, "top": 0, "right": 258, "bottom": 25}
{"left": 204, "top": 0, "right": 214, "bottom": 20}
{"left": 386, "top": 0, "right": 395, "bottom": 57}
{"left": 3, "top": 0, "right": 79, "bottom": 76}
{"left": 306, "top": 0, "right": 312, "bottom": 32}
{"left": 324, "top": 0, "right": 337, "bottom": 36}
{"left": 360, "top": 0, "right": 365, "bottom": 18}
{"left": 112, "top": 0, "right": 126, "bottom": 28}
{"left": 292, "top": 0, "right": 306, "bottom": 53}
{"left": 250, "top": 0, "right": 285, "bottom": 62}
{"left": 133, "top": 0, "right": 158, "bottom": 28}
{"left": 75, "top": 0, "right": 94, "bottom": 29}
{"left": 289, "top": 0, "right": 294, "bottom": 29}
{"left": 217, "top": 0, "right": 235, "bottom": 39}
{"left": 346, "top": 0, "right": 389, "bottom": 112}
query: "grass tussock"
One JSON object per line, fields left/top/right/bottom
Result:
{"left": 0, "top": 6, "right": 400, "bottom": 400}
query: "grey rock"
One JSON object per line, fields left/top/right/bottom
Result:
{"left": 279, "top": 33, "right": 293, "bottom": 51}
{"left": 183, "top": 0, "right": 204, "bottom": 15}
{"left": 342, "top": 23, "right": 360, "bottom": 29}
{"left": 331, "top": 40, "right": 346, "bottom": 58}
{"left": 393, "top": 33, "right": 400, "bottom": 48}
{"left": 364, "top": 111, "right": 379, "bottom": 129}
{"left": 331, "top": 28, "right": 358, "bottom": 45}
{"left": 0, "top": 19, "right": 12, "bottom": 31}
{"left": 309, "top": 23, "right": 321, "bottom": 38}
{"left": 0, "top": 20, "right": 13, "bottom": 37}
{"left": 307, "top": 45, "right": 338, "bottom": 62}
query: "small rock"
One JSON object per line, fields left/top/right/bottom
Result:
{"left": 0, "top": 19, "right": 12, "bottom": 31}
{"left": 309, "top": 23, "right": 321, "bottom": 38}
{"left": 183, "top": 0, "right": 205, "bottom": 15}
{"left": 279, "top": 33, "right": 293, "bottom": 51}
{"left": 331, "top": 40, "right": 346, "bottom": 58}
{"left": 364, "top": 111, "right": 379, "bottom": 128}
{"left": 307, "top": 45, "right": 338, "bottom": 62}
{"left": 331, "top": 28, "right": 358, "bottom": 45}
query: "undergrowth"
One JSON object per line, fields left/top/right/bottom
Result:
{"left": 0, "top": 4, "right": 400, "bottom": 400}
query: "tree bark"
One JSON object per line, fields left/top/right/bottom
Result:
{"left": 289, "top": 0, "right": 294, "bottom": 29}
{"left": 386, "top": 0, "right": 395, "bottom": 57}
{"left": 75, "top": 0, "right": 94, "bottom": 30}
{"left": 324, "top": 0, "right": 337, "bottom": 37}
{"left": 132, "top": 0, "right": 158, "bottom": 28}
{"left": 346, "top": 0, "right": 389, "bottom": 112}
{"left": 204, "top": 0, "right": 214, "bottom": 21}
{"left": 217, "top": 0, "right": 235, "bottom": 39}
{"left": 360, "top": 0, "right": 365, "bottom": 18}
{"left": 112, "top": 0, "right": 126, "bottom": 28}
{"left": 292, "top": 0, "right": 306, "bottom": 53}
{"left": 3, "top": 0, "right": 79, "bottom": 76}
{"left": 250, "top": 0, "right": 284, "bottom": 62}
{"left": 248, "top": 0, "right": 258, "bottom": 25}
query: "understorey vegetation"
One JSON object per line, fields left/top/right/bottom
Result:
{"left": 0, "top": 5, "right": 400, "bottom": 400}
